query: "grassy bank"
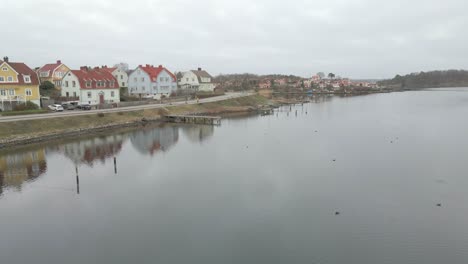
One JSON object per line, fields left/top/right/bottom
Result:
{"left": 1, "top": 109, "right": 49, "bottom": 116}
{"left": 0, "top": 95, "right": 273, "bottom": 142}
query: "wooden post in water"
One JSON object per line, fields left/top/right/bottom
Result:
{"left": 75, "top": 165, "right": 80, "bottom": 195}
{"left": 114, "top": 157, "right": 117, "bottom": 174}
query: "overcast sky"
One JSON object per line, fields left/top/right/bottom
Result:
{"left": 3, "top": 0, "right": 468, "bottom": 79}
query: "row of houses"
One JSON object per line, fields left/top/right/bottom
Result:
{"left": 0, "top": 56, "right": 216, "bottom": 111}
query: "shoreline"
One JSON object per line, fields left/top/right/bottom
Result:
{"left": 0, "top": 94, "right": 277, "bottom": 149}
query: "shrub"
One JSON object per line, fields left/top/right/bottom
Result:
{"left": 97, "top": 113, "right": 105, "bottom": 118}
{"left": 13, "top": 101, "right": 39, "bottom": 111}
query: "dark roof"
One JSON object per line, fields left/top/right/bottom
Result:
{"left": 2, "top": 61, "right": 40, "bottom": 85}
{"left": 191, "top": 69, "right": 213, "bottom": 83}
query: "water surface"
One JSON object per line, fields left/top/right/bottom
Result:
{"left": 1, "top": 89, "right": 468, "bottom": 264}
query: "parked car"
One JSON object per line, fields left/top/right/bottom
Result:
{"left": 62, "top": 102, "right": 77, "bottom": 110}
{"left": 48, "top": 104, "right": 64, "bottom": 112}
{"left": 77, "top": 104, "right": 92, "bottom": 110}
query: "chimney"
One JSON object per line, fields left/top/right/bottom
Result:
{"left": 3, "top": 56, "right": 9, "bottom": 62}
{"left": 57, "top": 60, "right": 61, "bottom": 64}
{"left": 80, "top": 66, "right": 88, "bottom": 71}
{"left": 198, "top": 67, "right": 202, "bottom": 71}
{"left": 158, "top": 65, "right": 162, "bottom": 68}
{"left": 146, "top": 64, "right": 150, "bottom": 67}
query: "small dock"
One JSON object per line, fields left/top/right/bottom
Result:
{"left": 164, "top": 115, "right": 221, "bottom": 125}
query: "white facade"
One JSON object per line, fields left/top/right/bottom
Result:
{"left": 179, "top": 69, "right": 215, "bottom": 92}
{"left": 111, "top": 68, "right": 128, "bottom": 88}
{"left": 128, "top": 66, "right": 177, "bottom": 99}
{"left": 61, "top": 71, "right": 120, "bottom": 105}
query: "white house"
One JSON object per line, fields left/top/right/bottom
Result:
{"left": 99, "top": 66, "right": 128, "bottom": 88}
{"left": 61, "top": 67, "right": 120, "bottom": 105}
{"left": 128, "top": 65, "right": 177, "bottom": 99}
{"left": 179, "top": 68, "right": 215, "bottom": 92}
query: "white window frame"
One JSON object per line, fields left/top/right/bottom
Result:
{"left": 8, "top": 89, "right": 15, "bottom": 96}
{"left": 111, "top": 91, "right": 115, "bottom": 97}
{"left": 0, "top": 76, "right": 4, "bottom": 82}
{"left": 7, "top": 76, "right": 13, "bottom": 82}
{"left": 0, "top": 89, "right": 5, "bottom": 96}
{"left": 87, "top": 92, "right": 92, "bottom": 98}
{"left": 25, "top": 89, "right": 32, "bottom": 96}
{"left": 2, "top": 67, "right": 7, "bottom": 71}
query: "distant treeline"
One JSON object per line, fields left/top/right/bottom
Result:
{"left": 378, "top": 70, "right": 468, "bottom": 89}
{"left": 213, "top": 73, "right": 302, "bottom": 82}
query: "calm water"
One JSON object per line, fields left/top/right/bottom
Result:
{"left": 1, "top": 89, "right": 468, "bottom": 264}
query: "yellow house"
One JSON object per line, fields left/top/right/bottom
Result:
{"left": 37, "top": 60, "right": 71, "bottom": 89}
{"left": 0, "top": 56, "right": 41, "bottom": 111}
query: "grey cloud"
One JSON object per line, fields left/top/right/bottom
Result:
{"left": 3, "top": 0, "right": 468, "bottom": 79}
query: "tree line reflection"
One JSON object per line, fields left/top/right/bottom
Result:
{"left": 0, "top": 124, "right": 214, "bottom": 196}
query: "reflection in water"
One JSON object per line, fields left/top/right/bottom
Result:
{"left": 0, "top": 123, "right": 215, "bottom": 197}
{"left": 130, "top": 125, "right": 179, "bottom": 155}
{"left": 181, "top": 125, "right": 214, "bottom": 143}
{"left": 0, "top": 149, "right": 47, "bottom": 195}
{"left": 48, "top": 134, "right": 126, "bottom": 166}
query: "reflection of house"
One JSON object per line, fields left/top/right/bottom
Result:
{"left": 181, "top": 125, "right": 214, "bottom": 143}
{"left": 61, "top": 67, "right": 120, "bottom": 105}
{"left": 37, "top": 60, "right": 71, "bottom": 89}
{"left": 0, "top": 149, "right": 47, "bottom": 194}
{"left": 0, "top": 56, "right": 41, "bottom": 111}
{"left": 53, "top": 135, "right": 125, "bottom": 166}
{"left": 130, "top": 125, "right": 179, "bottom": 155}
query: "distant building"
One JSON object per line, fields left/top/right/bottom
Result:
{"left": 37, "top": 60, "right": 70, "bottom": 89}
{"left": 128, "top": 64, "right": 177, "bottom": 99}
{"left": 0, "top": 56, "right": 40, "bottom": 110}
{"left": 98, "top": 66, "right": 128, "bottom": 88}
{"left": 258, "top": 80, "right": 271, "bottom": 89}
{"left": 61, "top": 66, "right": 120, "bottom": 105}
{"left": 178, "top": 68, "right": 215, "bottom": 92}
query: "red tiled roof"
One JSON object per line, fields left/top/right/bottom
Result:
{"left": 2, "top": 61, "right": 40, "bottom": 85}
{"left": 38, "top": 61, "right": 62, "bottom": 77}
{"left": 139, "top": 65, "right": 176, "bottom": 82}
{"left": 71, "top": 68, "right": 119, "bottom": 89}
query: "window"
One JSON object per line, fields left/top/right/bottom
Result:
{"left": 40, "top": 71, "right": 48, "bottom": 77}
{"left": 110, "top": 81, "right": 115, "bottom": 87}
{"left": 8, "top": 89, "right": 15, "bottom": 96}
{"left": 2, "top": 67, "right": 7, "bottom": 71}
{"left": 65, "top": 81, "right": 69, "bottom": 87}
{"left": 120, "top": 75, "right": 123, "bottom": 80}
{"left": 115, "top": 75, "right": 118, "bottom": 79}
{"left": 160, "top": 77, "right": 164, "bottom": 82}
{"left": 86, "top": 81, "right": 91, "bottom": 87}
{"left": 0, "top": 77, "right": 4, "bottom": 82}
{"left": 141, "top": 77, "right": 145, "bottom": 81}
{"left": 0, "top": 90, "right": 5, "bottom": 96}
{"left": 87, "top": 92, "right": 92, "bottom": 98}
{"left": 72, "top": 81, "right": 76, "bottom": 87}
{"left": 111, "top": 91, "right": 115, "bottom": 97}
{"left": 66, "top": 92, "right": 69, "bottom": 97}
{"left": 142, "top": 86, "right": 145, "bottom": 91}
{"left": 7, "top": 76, "right": 13, "bottom": 82}
{"left": 122, "top": 82, "right": 125, "bottom": 86}
{"left": 25, "top": 89, "right": 32, "bottom": 96}
{"left": 24, "top": 76, "right": 31, "bottom": 83}
{"left": 73, "top": 92, "right": 77, "bottom": 97}
{"left": 166, "top": 77, "right": 169, "bottom": 82}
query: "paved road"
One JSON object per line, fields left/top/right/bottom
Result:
{"left": 0, "top": 92, "right": 254, "bottom": 123}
